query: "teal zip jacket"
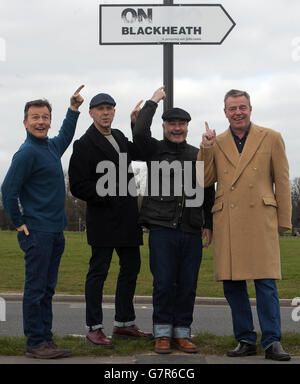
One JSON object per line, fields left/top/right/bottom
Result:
{"left": 1, "top": 108, "right": 80, "bottom": 232}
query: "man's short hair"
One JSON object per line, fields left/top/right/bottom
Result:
{"left": 224, "top": 89, "right": 251, "bottom": 108}
{"left": 24, "top": 99, "right": 52, "bottom": 120}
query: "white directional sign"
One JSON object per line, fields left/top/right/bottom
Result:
{"left": 100, "top": 4, "right": 235, "bottom": 45}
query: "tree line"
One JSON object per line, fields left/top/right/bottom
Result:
{"left": 1, "top": 176, "right": 300, "bottom": 234}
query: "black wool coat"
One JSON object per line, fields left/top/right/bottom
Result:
{"left": 68, "top": 124, "right": 143, "bottom": 247}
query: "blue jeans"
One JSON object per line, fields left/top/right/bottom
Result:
{"left": 149, "top": 227, "right": 203, "bottom": 339}
{"left": 17, "top": 230, "right": 65, "bottom": 348}
{"left": 223, "top": 279, "right": 282, "bottom": 350}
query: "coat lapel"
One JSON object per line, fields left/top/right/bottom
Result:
{"left": 216, "top": 129, "right": 240, "bottom": 168}
{"left": 86, "top": 125, "right": 120, "bottom": 164}
{"left": 231, "top": 124, "right": 267, "bottom": 185}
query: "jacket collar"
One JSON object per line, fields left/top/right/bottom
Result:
{"left": 26, "top": 130, "right": 48, "bottom": 145}
{"left": 161, "top": 137, "right": 187, "bottom": 152}
{"left": 85, "top": 124, "right": 126, "bottom": 164}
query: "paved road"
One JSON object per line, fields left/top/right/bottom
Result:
{"left": 1, "top": 300, "right": 299, "bottom": 338}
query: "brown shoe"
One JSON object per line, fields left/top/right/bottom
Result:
{"left": 26, "top": 343, "right": 66, "bottom": 359}
{"left": 173, "top": 338, "right": 198, "bottom": 353}
{"left": 113, "top": 325, "right": 153, "bottom": 339}
{"left": 154, "top": 337, "right": 172, "bottom": 354}
{"left": 47, "top": 342, "right": 72, "bottom": 358}
{"left": 86, "top": 329, "right": 113, "bottom": 348}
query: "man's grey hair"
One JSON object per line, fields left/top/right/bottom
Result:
{"left": 224, "top": 89, "right": 251, "bottom": 108}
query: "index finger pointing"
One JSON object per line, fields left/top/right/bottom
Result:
{"left": 74, "top": 85, "right": 85, "bottom": 95}
{"left": 135, "top": 100, "right": 143, "bottom": 109}
{"left": 205, "top": 122, "right": 210, "bottom": 132}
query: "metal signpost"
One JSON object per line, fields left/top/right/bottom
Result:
{"left": 99, "top": 2, "right": 236, "bottom": 111}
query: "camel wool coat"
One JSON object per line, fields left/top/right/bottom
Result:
{"left": 198, "top": 123, "right": 292, "bottom": 281}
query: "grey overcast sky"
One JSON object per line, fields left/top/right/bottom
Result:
{"left": 0, "top": 0, "right": 299, "bottom": 182}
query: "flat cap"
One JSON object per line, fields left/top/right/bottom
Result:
{"left": 162, "top": 107, "right": 191, "bottom": 122}
{"left": 89, "top": 93, "right": 116, "bottom": 109}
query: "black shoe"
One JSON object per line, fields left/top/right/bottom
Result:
{"left": 265, "top": 342, "right": 291, "bottom": 361}
{"left": 227, "top": 342, "right": 257, "bottom": 357}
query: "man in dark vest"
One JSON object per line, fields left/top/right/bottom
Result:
{"left": 131, "top": 87, "right": 215, "bottom": 354}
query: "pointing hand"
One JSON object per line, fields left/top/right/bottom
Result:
{"left": 130, "top": 100, "right": 144, "bottom": 125}
{"left": 151, "top": 86, "right": 166, "bottom": 104}
{"left": 70, "top": 85, "right": 85, "bottom": 111}
{"left": 202, "top": 122, "right": 216, "bottom": 147}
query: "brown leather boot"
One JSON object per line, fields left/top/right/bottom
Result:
{"left": 26, "top": 343, "right": 66, "bottom": 359}
{"left": 113, "top": 325, "right": 153, "bottom": 339}
{"left": 86, "top": 329, "right": 113, "bottom": 348}
{"left": 154, "top": 337, "right": 172, "bottom": 354}
{"left": 173, "top": 338, "right": 198, "bottom": 353}
{"left": 47, "top": 342, "right": 72, "bottom": 358}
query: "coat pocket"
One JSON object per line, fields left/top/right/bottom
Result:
{"left": 215, "top": 188, "right": 224, "bottom": 199}
{"left": 144, "top": 195, "right": 176, "bottom": 220}
{"left": 211, "top": 201, "right": 224, "bottom": 214}
{"left": 262, "top": 197, "right": 278, "bottom": 207}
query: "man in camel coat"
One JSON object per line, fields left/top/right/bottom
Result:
{"left": 198, "top": 89, "right": 292, "bottom": 361}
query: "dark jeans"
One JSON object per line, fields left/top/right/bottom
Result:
{"left": 149, "top": 227, "right": 203, "bottom": 338}
{"left": 223, "top": 279, "right": 282, "bottom": 350}
{"left": 17, "top": 230, "right": 65, "bottom": 348}
{"left": 85, "top": 246, "right": 141, "bottom": 329}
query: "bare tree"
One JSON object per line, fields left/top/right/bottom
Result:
{"left": 291, "top": 178, "right": 300, "bottom": 234}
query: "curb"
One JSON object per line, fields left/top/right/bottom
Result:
{"left": 0, "top": 293, "right": 293, "bottom": 307}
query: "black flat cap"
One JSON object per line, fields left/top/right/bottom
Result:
{"left": 89, "top": 93, "right": 116, "bottom": 109}
{"left": 162, "top": 107, "right": 191, "bottom": 122}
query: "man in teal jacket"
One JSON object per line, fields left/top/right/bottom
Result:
{"left": 1, "top": 85, "right": 84, "bottom": 359}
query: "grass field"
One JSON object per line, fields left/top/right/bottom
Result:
{"left": 0, "top": 230, "right": 299, "bottom": 357}
{"left": 0, "top": 230, "right": 299, "bottom": 298}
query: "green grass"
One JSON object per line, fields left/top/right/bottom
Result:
{"left": 1, "top": 230, "right": 300, "bottom": 357}
{"left": 0, "top": 333, "right": 300, "bottom": 357}
{"left": 0, "top": 231, "right": 299, "bottom": 298}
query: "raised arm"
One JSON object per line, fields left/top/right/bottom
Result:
{"left": 197, "top": 122, "right": 217, "bottom": 187}
{"left": 51, "top": 85, "right": 85, "bottom": 156}
{"left": 131, "top": 87, "right": 166, "bottom": 157}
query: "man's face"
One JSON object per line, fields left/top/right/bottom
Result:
{"left": 23, "top": 106, "right": 51, "bottom": 139}
{"left": 163, "top": 120, "right": 188, "bottom": 143}
{"left": 224, "top": 96, "right": 252, "bottom": 133}
{"left": 89, "top": 104, "right": 115, "bottom": 133}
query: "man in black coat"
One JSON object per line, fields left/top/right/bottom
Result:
{"left": 68, "top": 93, "right": 152, "bottom": 347}
{"left": 131, "top": 87, "right": 215, "bottom": 354}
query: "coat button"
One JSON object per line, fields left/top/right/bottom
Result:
{"left": 231, "top": 204, "right": 235, "bottom": 209}
{"left": 224, "top": 170, "right": 229, "bottom": 174}
{"left": 231, "top": 186, "right": 235, "bottom": 191}
{"left": 250, "top": 203, "right": 254, "bottom": 208}
{"left": 249, "top": 184, "right": 254, "bottom": 188}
